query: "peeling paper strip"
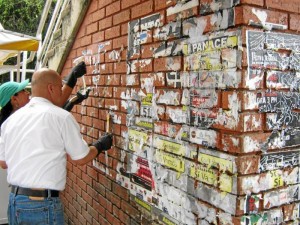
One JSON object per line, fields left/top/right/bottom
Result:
{"left": 167, "top": 0, "right": 199, "bottom": 16}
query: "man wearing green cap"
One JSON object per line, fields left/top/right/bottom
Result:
{"left": 0, "top": 79, "right": 30, "bottom": 126}
{"left": 0, "top": 67, "right": 112, "bottom": 225}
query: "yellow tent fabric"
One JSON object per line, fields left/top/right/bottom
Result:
{"left": 0, "top": 40, "right": 39, "bottom": 51}
{"left": 0, "top": 29, "right": 39, "bottom": 65}
{"left": 0, "top": 30, "right": 39, "bottom": 51}
{"left": 0, "top": 50, "right": 17, "bottom": 65}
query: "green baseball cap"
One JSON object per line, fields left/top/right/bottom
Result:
{"left": 0, "top": 79, "right": 29, "bottom": 107}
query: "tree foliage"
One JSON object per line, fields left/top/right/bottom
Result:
{"left": 0, "top": 0, "right": 45, "bottom": 36}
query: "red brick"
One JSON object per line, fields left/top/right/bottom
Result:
{"left": 82, "top": 191, "right": 93, "bottom": 206}
{"left": 240, "top": 0, "right": 264, "bottom": 5}
{"left": 235, "top": 5, "right": 288, "bottom": 27}
{"left": 106, "top": 212, "right": 121, "bottom": 225}
{"left": 76, "top": 24, "right": 86, "bottom": 40}
{"left": 121, "top": 23, "right": 128, "bottom": 35}
{"left": 121, "top": 0, "right": 140, "bottom": 9}
{"left": 266, "top": 0, "right": 300, "bottom": 13}
{"left": 77, "top": 177, "right": 87, "bottom": 192}
{"left": 67, "top": 202, "right": 77, "bottom": 217}
{"left": 290, "top": 13, "right": 300, "bottom": 31}
{"left": 106, "top": 1, "right": 121, "bottom": 16}
{"left": 82, "top": 172, "right": 93, "bottom": 184}
{"left": 88, "top": 0, "right": 98, "bottom": 13}
{"left": 113, "top": 9, "right": 131, "bottom": 25}
{"left": 141, "top": 72, "right": 165, "bottom": 87}
{"left": 221, "top": 132, "right": 269, "bottom": 153}
{"left": 73, "top": 166, "right": 82, "bottom": 178}
{"left": 141, "top": 42, "right": 159, "bottom": 58}
{"left": 112, "top": 182, "right": 130, "bottom": 201}
{"left": 113, "top": 87, "right": 129, "bottom": 99}
{"left": 283, "top": 203, "right": 297, "bottom": 221}
{"left": 77, "top": 195, "right": 87, "bottom": 210}
{"left": 80, "top": 35, "right": 92, "bottom": 47}
{"left": 154, "top": 56, "right": 182, "bottom": 72}
{"left": 113, "top": 35, "right": 128, "bottom": 49}
{"left": 154, "top": 0, "right": 175, "bottom": 10}
{"left": 92, "top": 31, "right": 104, "bottom": 43}
{"left": 77, "top": 212, "right": 86, "bottom": 224}
{"left": 167, "top": 6, "right": 198, "bottom": 22}
{"left": 121, "top": 200, "right": 141, "bottom": 219}
{"left": 87, "top": 166, "right": 98, "bottom": 180}
{"left": 87, "top": 204, "right": 99, "bottom": 221}
{"left": 91, "top": 8, "right": 105, "bottom": 23}
{"left": 107, "top": 192, "right": 121, "bottom": 208}
{"left": 99, "top": 16, "right": 113, "bottom": 31}
{"left": 213, "top": 112, "right": 263, "bottom": 132}
{"left": 114, "top": 61, "right": 127, "bottom": 74}
{"left": 99, "top": 0, "right": 113, "bottom": 9}
{"left": 236, "top": 154, "right": 260, "bottom": 175}
{"left": 100, "top": 62, "right": 114, "bottom": 74}
{"left": 98, "top": 173, "right": 113, "bottom": 191}
{"left": 131, "top": 0, "right": 154, "bottom": 19}
{"left": 105, "top": 25, "right": 121, "bottom": 40}
{"left": 98, "top": 215, "right": 109, "bottom": 225}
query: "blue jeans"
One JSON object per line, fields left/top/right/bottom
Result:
{"left": 8, "top": 192, "right": 64, "bottom": 225}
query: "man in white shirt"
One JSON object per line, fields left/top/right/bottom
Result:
{"left": 0, "top": 68, "right": 112, "bottom": 225}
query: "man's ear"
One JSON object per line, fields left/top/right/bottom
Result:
{"left": 47, "top": 83, "right": 54, "bottom": 94}
{"left": 10, "top": 95, "right": 17, "bottom": 104}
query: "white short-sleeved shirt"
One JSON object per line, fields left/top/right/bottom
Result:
{"left": 0, "top": 97, "right": 89, "bottom": 191}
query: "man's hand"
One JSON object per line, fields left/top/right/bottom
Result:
{"left": 63, "top": 88, "right": 91, "bottom": 111}
{"left": 91, "top": 133, "right": 113, "bottom": 156}
{"left": 64, "top": 62, "right": 87, "bottom": 88}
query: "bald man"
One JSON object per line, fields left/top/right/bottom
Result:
{"left": 0, "top": 68, "right": 112, "bottom": 225}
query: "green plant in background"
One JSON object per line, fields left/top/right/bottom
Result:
{"left": 0, "top": 0, "right": 44, "bottom": 36}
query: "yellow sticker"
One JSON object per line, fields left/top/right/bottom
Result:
{"left": 134, "top": 197, "right": 151, "bottom": 212}
{"left": 219, "top": 173, "right": 233, "bottom": 193}
{"left": 198, "top": 153, "right": 233, "bottom": 173}
{"left": 182, "top": 44, "right": 189, "bottom": 55}
{"left": 155, "top": 138, "right": 186, "bottom": 156}
{"left": 186, "top": 35, "right": 238, "bottom": 54}
{"left": 155, "top": 150, "right": 185, "bottom": 173}
{"left": 142, "top": 93, "right": 153, "bottom": 106}
{"left": 162, "top": 216, "right": 177, "bottom": 225}
{"left": 190, "top": 163, "right": 233, "bottom": 192}
{"left": 190, "top": 164, "right": 217, "bottom": 186}
{"left": 128, "top": 129, "right": 148, "bottom": 151}
{"left": 269, "top": 170, "right": 283, "bottom": 188}
{"left": 135, "top": 120, "right": 154, "bottom": 129}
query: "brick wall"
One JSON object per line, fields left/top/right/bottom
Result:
{"left": 60, "top": 0, "right": 300, "bottom": 224}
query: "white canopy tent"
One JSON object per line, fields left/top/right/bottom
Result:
{"left": 0, "top": 23, "right": 40, "bottom": 82}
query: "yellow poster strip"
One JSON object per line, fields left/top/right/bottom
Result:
{"left": 133, "top": 197, "right": 152, "bottom": 212}
{"left": 190, "top": 164, "right": 217, "bottom": 186}
{"left": 155, "top": 138, "right": 186, "bottom": 156}
{"left": 184, "top": 35, "right": 238, "bottom": 55}
{"left": 269, "top": 170, "right": 283, "bottom": 188}
{"left": 135, "top": 118, "right": 154, "bottom": 129}
{"left": 198, "top": 153, "right": 233, "bottom": 173}
{"left": 219, "top": 173, "right": 233, "bottom": 193}
{"left": 128, "top": 129, "right": 148, "bottom": 151}
{"left": 155, "top": 150, "right": 185, "bottom": 173}
{"left": 142, "top": 93, "right": 153, "bottom": 106}
{"left": 162, "top": 216, "right": 177, "bottom": 225}
{"left": 190, "top": 163, "right": 233, "bottom": 192}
